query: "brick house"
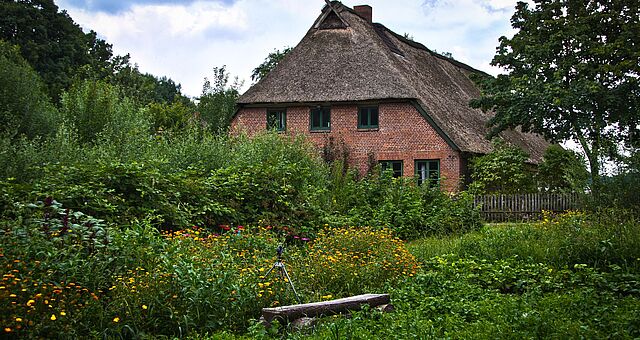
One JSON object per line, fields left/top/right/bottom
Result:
{"left": 231, "top": 1, "right": 548, "bottom": 191}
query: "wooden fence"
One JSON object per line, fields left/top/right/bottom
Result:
{"left": 474, "top": 193, "right": 581, "bottom": 222}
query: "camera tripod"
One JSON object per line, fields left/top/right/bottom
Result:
{"left": 263, "top": 245, "right": 301, "bottom": 304}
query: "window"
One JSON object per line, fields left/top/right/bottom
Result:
{"left": 415, "top": 160, "right": 440, "bottom": 186}
{"left": 267, "top": 109, "right": 286, "bottom": 131}
{"left": 310, "top": 107, "right": 331, "bottom": 130}
{"left": 358, "top": 106, "right": 379, "bottom": 129}
{"left": 380, "top": 160, "right": 403, "bottom": 178}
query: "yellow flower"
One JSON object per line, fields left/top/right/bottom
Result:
{"left": 321, "top": 294, "right": 333, "bottom": 300}
{"left": 113, "top": 317, "right": 120, "bottom": 323}
{"left": 142, "top": 305, "right": 148, "bottom": 310}
{"left": 60, "top": 311, "right": 66, "bottom": 316}
{"left": 4, "top": 328, "right": 11, "bottom": 333}
{"left": 26, "top": 300, "right": 35, "bottom": 307}
{"left": 15, "top": 318, "right": 22, "bottom": 322}
{"left": 50, "top": 314, "right": 56, "bottom": 321}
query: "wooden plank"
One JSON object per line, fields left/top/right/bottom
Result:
{"left": 262, "top": 293, "right": 390, "bottom": 323}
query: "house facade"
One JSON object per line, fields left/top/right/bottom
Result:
{"left": 231, "top": 2, "right": 548, "bottom": 191}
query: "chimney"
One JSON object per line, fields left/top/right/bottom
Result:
{"left": 353, "top": 5, "right": 372, "bottom": 23}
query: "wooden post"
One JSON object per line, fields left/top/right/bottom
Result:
{"left": 262, "top": 293, "right": 390, "bottom": 324}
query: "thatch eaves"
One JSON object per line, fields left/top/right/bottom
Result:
{"left": 237, "top": 1, "right": 549, "bottom": 162}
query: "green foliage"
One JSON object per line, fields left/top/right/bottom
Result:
{"left": 0, "top": 0, "right": 113, "bottom": 101}
{"left": 60, "top": 79, "right": 149, "bottom": 145}
{"left": 251, "top": 47, "right": 292, "bottom": 83}
{"left": 31, "top": 162, "right": 231, "bottom": 229}
{"left": 470, "top": 0, "right": 640, "bottom": 195}
{"left": 105, "top": 55, "right": 191, "bottom": 107}
{"left": 469, "top": 139, "right": 535, "bottom": 194}
{"left": 537, "top": 144, "right": 589, "bottom": 192}
{"left": 324, "top": 171, "right": 482, "bottom": 239}
{"left": 147, "top": 100, "right": 194, "bottom": 133}
{"left": 198, "top": 66, "right": 242, "bottom": 133}
{"left": 0, "top": 40, "right": 58, "bottom": 138}
{"left": 409, "top": 210, "right": 640, "bottom": 271}
{"left": 2, "top": 198, "right": 639, "bottom": 338}
{"left": 589, "top": 150, "right": 640, "bottom": 212}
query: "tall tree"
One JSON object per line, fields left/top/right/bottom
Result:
{"left": 251, "top": 47, "right": 291, "bottom": 83}
{"left": 536, "top": 144, "right": 589, "bottom": 193}
{"left": 0, "top": 40, "right": 57, "bottom": 138}
{"left": 470, "top": 0, "right": 640, "bottom": 196}
{"left": 0, "top": 0, "right": 113, "bottom": 101}
{"left": 198, "top": 66, "right": 242, "bottom": 133}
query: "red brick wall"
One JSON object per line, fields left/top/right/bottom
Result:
{"left": 231, "top": 102, "right": 462, "bottom": 191}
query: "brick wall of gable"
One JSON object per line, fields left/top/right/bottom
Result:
{"left": 231, "top": 102, "right": 462, "bottom": 191}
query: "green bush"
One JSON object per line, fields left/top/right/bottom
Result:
{"left": 325, "top": 172, "right": 482, "bottom": 239}
{"left": 409, "top": 210, "right": 640, "bottom": 271}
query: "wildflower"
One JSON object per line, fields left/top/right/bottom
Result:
{"left": 60, "top": 312, "right": 66, "bottom": 316}
{"left": 113, "top": 317, "right": 120, "bottom": 323}
{"left": 142, "top": 305, "right": 148, "bottom": 310}
{"left": 15, "top": 318, "right": 22, "bottom": 322}
{"left": 4, "top": 328, "right": 11, "bottom": 333}
{"left": 50, "top": 314, "right": 56, "bottom": 321}
{"left": 26, "top": 300, "right": 35, "bottom": 307}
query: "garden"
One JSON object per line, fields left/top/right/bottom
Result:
{"left": 1, "top": 7, "right": 639, "bottom": 335}
{"left": 1, "top": 123, "right": 638, "bottom": 338}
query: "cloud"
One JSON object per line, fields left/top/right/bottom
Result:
{"left": 58, "top": 0, "right": 319, "bottom": 97}
{"left": 57, "top": 0, "right": 520, "bottom": 97}
{"left": 61, "top": 0, "right": 238, "bottom": 14}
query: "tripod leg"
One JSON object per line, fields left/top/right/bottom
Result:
{"left": 280, "top": 266, "right": 301, "bottom": 304}
{"left": 263, "top": 263, "right": 277, "bottom": 278}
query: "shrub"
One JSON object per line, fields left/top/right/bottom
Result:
{"left": 325, "top": 173, "right": 482, "bottom": 239}
{"left": 410, "top": 210, "right": 640, "bottom": 271}
{"left": 469, "top": 139, "right": 536, "bottom": 194}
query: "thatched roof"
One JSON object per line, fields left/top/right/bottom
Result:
{"left": 237, "top": 1, "right": 549, "bottom": 162}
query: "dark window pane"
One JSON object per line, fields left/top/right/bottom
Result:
{"left": 322, "top": 108, "right": 330, "bottom": 128}
{"left": 312, "top": 109, "right": 321, "bottom": 127}
{"left": 370, "top": 108, "right": 379, "bottom": 126}
{"left": 359, "top": 110, "right": 368, "bottom": 126}
{"left": 392, "top": 162, "right": 402, "bottom": 173}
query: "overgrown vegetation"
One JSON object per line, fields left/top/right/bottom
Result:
{"left": 2, "top": 205, "right": 637, "bottom": 338}
{"left": 1, "top": 0, "right": 638, "bottom": 338}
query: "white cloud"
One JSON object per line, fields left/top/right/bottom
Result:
{"left": 58, "top": 0, "right": 520, "bottom": 97}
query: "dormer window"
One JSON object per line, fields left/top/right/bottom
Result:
{"left": 310, "top": 107, "right": 331, "bottom": 131}
{"left": 358, "top": 106, "right": 379, "bottom": 129}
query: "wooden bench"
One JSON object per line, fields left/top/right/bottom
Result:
{"left": 261, "top": 293, "right": 391, "bottom": 326}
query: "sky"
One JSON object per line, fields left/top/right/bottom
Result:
{"left": 56, "top": 0, "right": 521, "bottom": 98}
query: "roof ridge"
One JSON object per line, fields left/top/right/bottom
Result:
{"left": 375, "top": 23, "right": 489, "bottom": 76}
